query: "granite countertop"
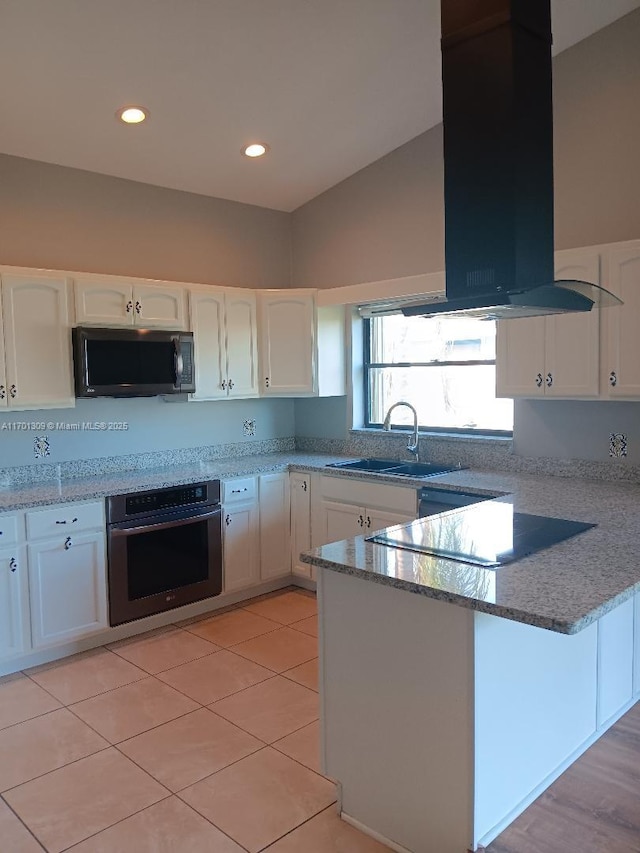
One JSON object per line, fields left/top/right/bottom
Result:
{"left": 300, "top": 467, "right": 640, "bottom": 635}
{"left": 0, "top": 452, "right": 349, "bottom": 511}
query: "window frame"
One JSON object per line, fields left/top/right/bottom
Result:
{"left": 362, "top": 316, "right": 513, "bottom": 437}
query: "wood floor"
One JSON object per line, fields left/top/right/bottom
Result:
{"left": 486, "top": 702, "right": 640, "bottom": 853}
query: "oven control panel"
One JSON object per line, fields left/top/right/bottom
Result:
{"left": 107, "top": 480, "right": 221, "bottom": 524}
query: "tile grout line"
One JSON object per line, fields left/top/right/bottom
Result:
{"left": 0, "top": 791, "right": 48, "bottom": 852}
{"left": 257, "top": 804, "right": 340, "bottom": 852}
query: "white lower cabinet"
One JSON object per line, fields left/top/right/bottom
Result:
{"left": 317, "top": 475, "right": 417, "bottom": 546}
{"left": 597, "top": 597, "right": 634, "bottom": 727}
{"left": 222, "top": 478, "right": 260, "bottom": 592}
{"left": 259, "top": 473, "right": 291, "bottom": 580}
{"left": 634, "top": 592, "right": 640, "bottom": 697}
{"left": 28, "top": 532, "right": 107, "bottom": 649}
{"left": 290, "top": 472, "right": 313, "bottom": 579}
{"left": 0, "top": 544, "right": 30, "bottom": 662}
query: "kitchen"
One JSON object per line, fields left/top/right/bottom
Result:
{"left": 1, "top": 1, "right": 640, "bottom": 851}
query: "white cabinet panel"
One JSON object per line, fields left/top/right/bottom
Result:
{"left": 597, "top": 597, "right": 634, "bottom": 728}
{"left": 321, "top": 500, "right": 363, "bottom": 545}
{"left": 135, "top": 283, "right": 187, "bottom": 330}
{"left": 603, "top": 242, "right": 640, "bottom": 398}
{"left": 190, "top": 287, "right": 258, "bottom": 401}
{"left": 74, "top": 280, "right": 134, "bottom": 326}
{"left": 365, "top": 508, "right": 416, "bottom": 535}
{"left": 26, "top": 501, "right": 105, "bottom": 541}
{"left": 259, "top": 473, "right": 291, "bottom": 580}
{"left": 28, "top": 532, "right": 107, "bottom": 649}
{"left": 496, "top": 249, "right": 600, "bottom": 399}
{"left": 0, "top": 545, "right": 29, "bottom": 662}
{"left": 634, "top": 592, "right": 640, "bottom": 698}
{"left": 290, "top": 472, "right": 312, "bottom": 578}
{"left": 259, "top": 290, "right": 315, "bottom": 395}
{"left": 1, "top": 274, "right": 74, "bottom": 410}
{"left": 75, "top": 279, "right": 187, "bottom": 330}
{"left": 0, "top": 513, "right": 23, "bottom": 547}
{"left": 0, "top": 289, "right": 6, "bottom": 409}
{"left": 225, "top": 290, "right": 258, "bottom": 398}
{"left": 222, "top": 501, "right": 260, "bottom": 592}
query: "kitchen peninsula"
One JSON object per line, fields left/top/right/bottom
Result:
{"left": 301, "top": 469, "right": 640, "bottom": 853}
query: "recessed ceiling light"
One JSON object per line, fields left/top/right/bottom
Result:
{"left": 117, "top": 106, "right": 149, "bottom": 124}
{"left": 242, "top": 143, "right": 269, "bottom": 158}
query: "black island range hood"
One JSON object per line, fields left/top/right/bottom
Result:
{"left": 403, "top": 0, "right": 620, "bottom": 321}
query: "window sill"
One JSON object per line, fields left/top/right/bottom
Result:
{"left": 349, "top": 428, "right": 512, "bottom": 448}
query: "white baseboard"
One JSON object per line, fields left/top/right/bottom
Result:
{"left": 340, "top": 812, "right": 414, "bottom": 853}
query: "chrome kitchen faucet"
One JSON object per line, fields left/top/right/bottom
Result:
{"left": 382, "top": 401, "right": 420, "bottom": 462}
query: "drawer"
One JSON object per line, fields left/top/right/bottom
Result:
{"left": 0, "top": 513, "right": 24, "bottom": 546}
{"left": 222, "top": 477, "right": 257, "bottom": 504}
{"left": 26, "top": 501, "right": 105, "bottom": 540}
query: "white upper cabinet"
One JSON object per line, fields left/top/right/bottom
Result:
{"left": 189, "top": 286, "right": 258, "bottom": 400}
{"left": 496, "top": 249, "right": 600, "bottom": 399}
{"left": 602, "top": 241, "right": 640, "bottom": 398}
{"left": 74, "top": 278, "right": 187, "bottom": 330}
{"left": 258, "top": 290, "right": 345, "bottom": 397}
{"left": 0, "top": 274, "right": 75, "bottom": 410}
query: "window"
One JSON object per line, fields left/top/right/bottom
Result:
{"left": 364, "top": 314, "right": 513, "bottom": 434}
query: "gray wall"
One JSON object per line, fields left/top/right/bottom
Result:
{"left": 0, "top": 154, "right": 291, "bottom": 288}
{"left": 292, "top": 9, "right": 640, "bottom": 289}
{"left": 291, "top": 9, "right": 640, "bottom": 463}
{"left": 0, "top": 154, "right": 296, "bottom": 470}
{"left": 0, "top": 397, "right": 295, "bottom": 469}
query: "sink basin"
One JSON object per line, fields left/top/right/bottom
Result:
{"left": 383, "top": 462, "right": 458, "bottom": 477}
{"left": 326, "top": 458, "right": 463, "bottom": 478}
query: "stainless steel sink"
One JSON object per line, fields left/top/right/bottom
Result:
{"left": 326, "top": 458, "right": 463, "bottom": 478}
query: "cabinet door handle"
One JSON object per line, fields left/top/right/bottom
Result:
{"left": 9, "top": 557, "right": 17, "bottom": 572}
{"left": 9, "top": 384, "right": 17, "bottom": 398}
{"left": 609, "top": 371, "right": 617, "bottom": 387}
{"left": 221, "top": 379, "right": 227, "bottom": 390}
{"left": 265, "top": 377, "right": 270, "bottom": 388}
{"left": 135, "top": 301, "right": 142, "bottom": 314}
{"left": 546, "top": 372, "right": 553, "bottom": 388}
{"left": 358, "top": 514, "right": 364, "bottom": 527}
{"left": 366, "top": 516, "right": 371, "bottom": 528}
{"left": 301, "top": 480, "right": 307, "bottom": 492}
{"left": 535, "top": 373, "right": 543, "bottom": 388}
{"left": 225, "top": 514, "right": 231, "bottom": 526}
{"left": 64, "top": 536, "right": 72, "bottom": 550}
{"left": 228, "top": 379, "right": 234, "bottom": 390}
{"left": 0, "top": 385, "right": 5, "bottom": 400}
{"left": 126, "top": 300, "right": 133, "bottom": 313}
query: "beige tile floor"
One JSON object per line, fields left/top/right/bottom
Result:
{"left": 0, "top": 588, "right": 391, "bottom": 852}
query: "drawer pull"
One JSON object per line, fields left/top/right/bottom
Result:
{"left": 9, "top": 557, "right": 17, "bottom": 572}
{"left": 55, "top": 517, "right": 78, "bottom": 525}
{"left": 231, "top": 488, "right": 248, "bottom": 494}
{"left": 64, "top": 536, "right": 73, "bottom": 550}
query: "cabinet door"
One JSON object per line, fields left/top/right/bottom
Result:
{"left": 222, "top": 502, "right": 260, "bottom": 592}
{"left": 189, "top": 288, "right": 227, "bottom": 400}
{"left": 495, "top": 317, "right": 545, "bottom": 397}
{"left": 259, "top": 473, "right": 291, "bottom": 580}
{"left": 634, "top": 592, "right": 640, "bottom": 698}
{"left": 545, "top": 250, "right": 600, "bottom": 398}
{"left": 365, "top": 508, "right": 416, "bottom": 536}
{"left": 2, "top": 275, "right": 75, "bottom": 409}
{"left": 74, "top": 279, "right": 133, "bottom": 326}
{"left": 259, "top": 291, "right": 315, "bottom": 395}
{"left": 0, "top": 545, "right": 29, "bottom": 662}
{"left": 226, "top": 289, "right": 259, "bottom": 398}
{"left": 290, "top": 473, "right": 312, "bottom": 577}
{"left": 597, "top": 598, "right": 634, "bottom": 728}
{"left": 0, "top": 286, "right": 7, "bottom": 409}
{"left": 604, "top": 243, "right": 640, "bottom": 398}
{"left": 319, "top": 500, "right": 363, "bottom": 547}
{"left": 134, "top": 283, "right": 187, "bottom": 330}
{"left": 28, "top": 532, "right": 107, "bottom": 649}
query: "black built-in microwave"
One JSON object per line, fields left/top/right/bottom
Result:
{"left": 72, "top": 326, "right": 195, "bottom": 397}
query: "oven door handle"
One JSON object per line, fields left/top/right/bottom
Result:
{"left": 109, "top": 506, "right": 221, "bottom": 536}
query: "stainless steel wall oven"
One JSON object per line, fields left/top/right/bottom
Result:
{"left": 106, "top": 480, "right": 222, "bottom": 626}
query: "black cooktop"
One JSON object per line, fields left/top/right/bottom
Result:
{"left": 366, "top": 501, "right": 596, "bottom": 568}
